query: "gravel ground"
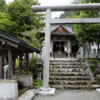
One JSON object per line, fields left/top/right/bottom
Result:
{"left": 33, "top": 90, "right": 100, "bottom": 100}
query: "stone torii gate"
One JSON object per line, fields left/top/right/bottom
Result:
{"left": 32, "top": 3, "right": 100, "bottom": 95}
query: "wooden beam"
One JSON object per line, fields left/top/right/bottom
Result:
{"left": 19, "top": 55, "right": 22, "bottom": 74}
{"left": 26, "top": 52, "right": 29, "bottom": 74}
{"left": 8, "top": 49, "right": 13, "bottom": 79}
{"left": 7, "top": 41, "right": 18, "bottom": 48}
{"left": 13, "top": 57, "right": 16, "bottom": 74}
{"left": 0, "top": 37, "right": 18, "bottom": 48}
{"left": 0, "top": 50, "right": 4, "bottom": 79}
{"left": 0, "top": 46, "right": 17, "bottom": 50}
{"left": 50, "top": 18, "right": 100, "bottom": 24}
{"left": 2, "top": 41, "right": 6, "bottom": 45}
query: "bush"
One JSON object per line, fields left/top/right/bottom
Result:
{"left": 90, "top": 64, "right": 96, "bottom": 73}
{"left": 33, "top": 79, "right": 43, "bottom": 87}
{"left": 15, "top": 59, "right": 19, "bottom": 68}
{"left": 89, "top": 59, "right": 99, "bottom": 63}
{"left": 29, "top": 54, "right": 39, "bottom": 79}
{"left": 89, "top": 58, "right": 100, "bottom": 73}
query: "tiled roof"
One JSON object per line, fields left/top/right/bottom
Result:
{"left": 39, "top": 24, "right": 75, "bottom": 35}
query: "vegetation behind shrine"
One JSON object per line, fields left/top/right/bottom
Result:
{"left": 0, "top": 0, "right": 45, "bottom": 49}
{"left": 59, "top": 0, "right": 100, "bottom": 46}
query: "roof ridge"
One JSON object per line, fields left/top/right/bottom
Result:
{"left": 51, "top": 24, "right": 60, "bottom": 33}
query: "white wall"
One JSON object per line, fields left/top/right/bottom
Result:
{"left": 0, "top": 80, "right": 18, "bottom": 100}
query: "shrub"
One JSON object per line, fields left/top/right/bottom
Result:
{"left": 15, "top": 59, "right": 19, "bottom": 68}
{"left": 90, "top": 64, "right": 96, "bottom": 73}
{"left": 89, "top": 59, "right": 99, "bottom": 63}
{"left": 29, "top": 54, "right": 39, "bottom": 79}
{"left": 33, "top": 79, "right": 43, "bottom": 87}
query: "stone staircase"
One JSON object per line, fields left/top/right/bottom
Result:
{"left": 49, "top": 59, "right": 100, "bottom": 90}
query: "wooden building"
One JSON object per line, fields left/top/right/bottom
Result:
{"left": 0, "top": 30, "right": 40, "bottom": 80}
{"left": 39, "top": 24, "right": 77, "bottom": 58}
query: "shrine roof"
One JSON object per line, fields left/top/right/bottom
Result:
{"left": 0, "top": 30, "right": 41, "bottom": 53}
{"left": 39, "top": 24, "right": 75, "bottom": 35}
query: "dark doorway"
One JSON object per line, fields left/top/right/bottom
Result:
{"left": 53, "top": 41, "right": 64, "bottom": 53}
{"left": 53, "top": 42, "right": 60, "bottom": 52}
{"left": 61, "top": 42, "right": 64, "bottom": 52}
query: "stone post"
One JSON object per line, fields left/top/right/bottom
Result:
{"left": 85, "top": 49, "right": 88, "bottom": 58}
{"left": 68, "top": 39, "right": 70, "bottom": 58}
{"left": 81, "top": 47, "right": 83, "bottom": 58}
{"left": 42, "top": 8, "right": 51, "bottom": 90}
{"left": 89, "top": 49, "right": 92, "bottom": 58}
{"left": 35, "top": 8, "right": 55, "bottom": 95}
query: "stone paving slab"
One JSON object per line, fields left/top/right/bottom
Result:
{"left": 33, "top": 90, "right": 100, "bottom": 100}
{"left": 19, "top": 89, "right": 36, "bottom": 100}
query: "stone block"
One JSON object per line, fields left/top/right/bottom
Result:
{"left": 80, "top": 69, "right": 84, "bottom": 72}
{"left": 86, "top": 81, "right": 91, "bottom": 85}
{"left": 68, "top": 68, "right": 73, "bottom": 72}
{"left": 13, "top": 74, "right": 33, "bottom": 88}
{"left": 91, "top": 85, "right": 100, "bottom": 89}
{"left": 0, "top": 80, "right": 18, "bottom": 100}
{"left": 35, "top": 88, "right": 55, "bottom": 95}
{"left": 18, "top": 89, "right": 35, "bottom": 100}
{"left": 52, "top": 85, "right": 64, "bottom": 89}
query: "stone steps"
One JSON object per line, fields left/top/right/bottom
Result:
{"left": 49, "top": 59, "right": 99, "bottom": 90}
{"left": 50, "top": 65, "right": 82, "bottom": 68}
{"left": 50, "top": 62, "right": 81, "bottom": 65}
{"left": 50, "top": 68, "right": 84, "bottom": 72}
{"left": 50, "top": 72, "right": 86, "bottom": 76}
{"left": 51, "top": 85, "right": 100, "bottom": 90}
{"left": 49, "top": 76, "right": 91, "bottom": 80}
{"left": 50, "top": 59, "right": 80, "bottom": 62}
{"left": 49, "top": 80, "right": 97, "bottom": 85}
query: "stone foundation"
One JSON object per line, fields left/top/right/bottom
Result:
{"left": 13, "top": 74, "right": 33, "bottom": 88}
{"left": 0, "top": 80, "right": 18, "bottom": 100}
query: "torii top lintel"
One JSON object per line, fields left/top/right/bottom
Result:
{"left": 32, "top": 3, "right": 100, "bottom": 12}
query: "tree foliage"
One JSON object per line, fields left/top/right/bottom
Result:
{"left": 0, "top": 12, "right": 16, "bottom": 32}
{"left": 72, "top": 0, "right": 100, "bottom": 44}
{"left": 59, "top": 11, "right": 72, "bottom": 18}
{"left": 5, "top": 0, "right": 44, "bottom": 37}
{"left": 59, "top": 0, "right": 100, "bottom": 45}
{"left": 0, "top": 0, "right": 45, "bottom": 49}
{"left": 19, "top": 29, "right": 43, "bottom": 49}
{"left": 0, "top": 0, "right": 6, "bottom": 12}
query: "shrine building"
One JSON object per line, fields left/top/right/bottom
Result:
{"left": 39, "top": 24, "right": 78, "bottom": 58}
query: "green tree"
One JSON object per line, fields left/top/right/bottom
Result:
{"left": 59, "top": 11, "right": 72, "bottom": 18}
{"left": 5, "top": 0, "right": 44, "bottom": 37}
{"left": 70, "top": 0, "right": 100, "bottom": 44}
{"left": 0, "top": 12, "right": 16, "bottom": 32}
{"left": 0, "top": 0, "right": 6, "bottom": 12}
{"left": 19, "top": 29, "right": 43, "bottom": 49}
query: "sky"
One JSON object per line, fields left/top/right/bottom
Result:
{"left": 5, "top": 0, "right": 73, "bottom": 18}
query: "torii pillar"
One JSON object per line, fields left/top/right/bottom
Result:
{"left": 35, "top": 9, "right": 55, "bottom": 95}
